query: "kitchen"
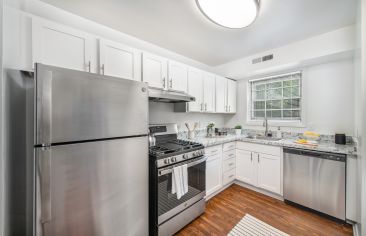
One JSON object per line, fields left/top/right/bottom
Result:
{"left": 0, "top": 0, "right": 366, "bottom": 236}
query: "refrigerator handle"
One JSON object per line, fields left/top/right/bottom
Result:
{"left": 37, "top": 66, "right": 53, "bottom": 146}
{"left": 38, "top": 148, "right": 52, "bottom": 223}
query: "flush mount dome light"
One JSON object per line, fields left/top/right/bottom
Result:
{"left": 196, "top": 0, "right": 259, "bottom": 29}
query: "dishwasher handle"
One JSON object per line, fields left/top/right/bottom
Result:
{"left": 283, "top": 148, "right": 346, "bottom": 162}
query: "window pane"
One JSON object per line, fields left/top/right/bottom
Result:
{"left": 272, "top": 110, "right": 282, "bottom": 118}
{"left": 283, "top": 110, "right": 301, "bottom": 118}
{"left": 266, "top": 100, "right": 281, "bottom": 109}
{"left": 253, "top": 101, "right": 265, "bottom": 109}
{"left": 267, "top": 81, "right": 282, "bottom": 89}
{"left": 291, "top": 86, "right": 300, "bottom": 97}
{"left": 292, "top": 99, "right": 300, "bottom": 109}
{"left": 292, "top": 110, "right": 300, "bottom": 118}
{"left": 283, "top": 110, "right": 292, "bottom": 118}
{"left": 283, "top": 99, "right": 292, "bottom": 109}
{"left": 254, "top": 110, "right": 265, "bottom": 118}
{"left": 255, "top": 91, "right": 265, "bottom": 100}
{"left": 292, "top": 79, "right": 300, "bottom": 86}
{"left": 283, "top": 87, "right": 291, "bottom": 98}
{"left": 267, "top": 88, "right": 282, "bottom": 99}
{"left": 283, "top": 80, "right": 292, "bottom": 87}
{"left": 255, "top": 84, "right": 265, "bottom": 91}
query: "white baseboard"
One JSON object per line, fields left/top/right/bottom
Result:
{"left": 234, "top": 180, "right": 284, "bottom": 201}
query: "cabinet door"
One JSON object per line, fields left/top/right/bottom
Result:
{"left": 206, "top": 158, "right": 222, "bottom": 197}
{"left": 227, "top": 79, "right": 237, "bottom": 113}
{"left": 168, "top": 60, "right": 188, "bottom": 93}
{"left": 99, "top": 39, "right": 140, "bottom": 81}
{"left": 236, "top": 150, "right": 257, "bottom": 186}
{"left": 257, "top": 153, "right": 281, "bottom": 195}
{"left": 142, "top": 52, "right": 167, "bottom": 89}
{"left": 32, "top": 18, "right": 93, "bottom": 72}
{"left": 187, "top": 68, "right": 203, "bottom": 112}
{"left": 215, "top": 76, "right": 227, "bottom": 113}
{"left": 203, "top": 73, "right": 216, "bottom": 112}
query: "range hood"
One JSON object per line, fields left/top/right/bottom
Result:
{"left": 148, "top": 88, "right": 195, "bottom": 103}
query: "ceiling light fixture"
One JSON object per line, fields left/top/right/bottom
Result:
{"left": 196, "top": 0, "right": 259, "bottom": 29}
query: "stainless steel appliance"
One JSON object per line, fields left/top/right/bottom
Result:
{"left": 283, "top": 148, "right": 346, "bottom": 220}
{"left": 6, "top": 64, "right": 149, "bottom": 235}
{"left": 149, "top": 124, "right": 206, "bottom": 236}
{"left": 149, "top": 87, "right": 195, "bottom": 103}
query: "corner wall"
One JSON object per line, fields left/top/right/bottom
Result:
{"left": 224, "top": 59, "right": 355, "bottom": 135}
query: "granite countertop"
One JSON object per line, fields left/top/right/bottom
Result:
{"left": 184, "top": 134, "right": 357, "bottom": 156}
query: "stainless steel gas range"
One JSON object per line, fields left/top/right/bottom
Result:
{"left": 149, "top": 124, "right": 206, "bottom": 236}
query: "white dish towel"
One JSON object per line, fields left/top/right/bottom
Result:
{"left": 171, "top": 165, "right": 189, "bottom": 199}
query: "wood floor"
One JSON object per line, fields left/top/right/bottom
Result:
{"left": 176, "top": 184, "right": 353, "bottom": 236}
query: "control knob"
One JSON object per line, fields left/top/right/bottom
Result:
{"left": 164, "top": 159, "right": 170, "bottom": 165}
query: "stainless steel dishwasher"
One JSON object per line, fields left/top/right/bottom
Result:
{"left": 283, "top": 148, "right": 346, "bottom": 220}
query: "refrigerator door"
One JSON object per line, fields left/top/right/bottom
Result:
{"left": 35, "top": 63, "right": 148, "bottom": 145}
{"left": 35, "top": 136, "right": 148, "bottom": 236}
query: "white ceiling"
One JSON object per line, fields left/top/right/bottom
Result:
{"left": 40, "top": 0, "right": 357, "bottom": 66}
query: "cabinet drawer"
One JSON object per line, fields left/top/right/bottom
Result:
{"left": 223, "top": 169, "right": 236, "bottom": 185}
{"left": 205, "top": 145, "right": 222, "bottom": 157}
{"left": 223, "top": 142, "right": 236, "bottom": 152}
{"left": 223, "top": 157, "right": 236, "bottom": 172}
{"left": 206, "top": 152, "right": 221, "bottom": 162}
{"left": 236, "top": 142, "right": 281, "bottom": 156}
{"left": 223, "top": 149, "right": 235, "bottom": 160}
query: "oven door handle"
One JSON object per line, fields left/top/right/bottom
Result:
{"left": 158, "top": 156, "right": 207, "bottom": 176}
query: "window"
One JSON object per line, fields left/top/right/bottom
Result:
{"left": 249, "top": 71, "right": 302, "bottom": 122}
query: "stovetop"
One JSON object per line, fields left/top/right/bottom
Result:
{"left": 149, "top": 139, "right": 203, "bottom": 158}
{"left": 149, "top": 139, "right": 205, "bottom": 168}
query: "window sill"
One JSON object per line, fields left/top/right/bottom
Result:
{"left": 246, "top": 120, "right": 306, "bottom": 128}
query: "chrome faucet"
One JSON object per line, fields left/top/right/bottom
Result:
{"left": 263, "top": 117, "right": 269, "bottom": 137}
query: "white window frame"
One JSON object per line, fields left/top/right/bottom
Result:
{"left": 246, "top": 71, "right": 306, "bottom": 127}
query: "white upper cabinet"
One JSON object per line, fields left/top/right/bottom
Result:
{"left": 168, "top": 60, "right": 188, "bottom": 93}
{"left": 227, "top": 79, "right": 237, "bottom": 113}
{"left": 142, "top": 52, "right": 168, "bottom": 89}
{"left": 99, "top": 39, "right": 140, "bottom": 81}
{"left": 215, "top": 76, "right": 227, "bottom": 113}
{"left": 257, "top": 153, "right": 281, "bottom": 195}
{"left": 187, "top": 67, "right": 204, "bottom": 112}
{"left": 215, "top": 76, "right": 236, "bottom": 113}
{"left": 203, "top": 72, "right": 216, "bottom": 112}
{"left": 32, "top": 18, "right": 93, "bottom": 72}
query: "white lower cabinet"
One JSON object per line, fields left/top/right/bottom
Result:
{"left": 236, "top": 150, "right": 257, "bottom": 186}
{"left": 206, "top": 153, "right": 222, "bottom": 196}
{"left": 236, "top": 142, "right": 282, "bottom": 195}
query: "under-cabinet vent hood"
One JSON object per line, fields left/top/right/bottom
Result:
{"left": 148, "top": 88, "right": 195, "bottom": 103}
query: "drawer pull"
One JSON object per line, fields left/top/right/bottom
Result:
{"left": 211, "top": 150, "right": 218, "bottom": 153}
{"left": 229, "top": 154, "right": 234, "bottom": 157}
{"left": 229, "top": 175, "right": 234, "bottom": 178}
{"left": 229, "top": 163, "right": 234, "bottom": 166}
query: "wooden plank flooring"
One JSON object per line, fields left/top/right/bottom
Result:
{"left": 176, "top": 184, "right": 353, "bottom": 236}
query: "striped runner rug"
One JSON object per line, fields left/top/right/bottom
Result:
{"left": 228, "top": 214, "right": 289, "bottom": 236}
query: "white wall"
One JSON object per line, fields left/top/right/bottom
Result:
{"left": 149, "top": 102, "right": 228, "bottom": 132}
{"left": 224, "top": 59, "right": 355, "bottom": 135}
{"left": 215, "top": 26, "right": 356, "bottom": 80}
{"left": 361, "top": 0, "right": 366, "bottom": 234}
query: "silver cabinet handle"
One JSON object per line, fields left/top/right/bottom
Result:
{"left": 86, "top": 61, "right": 91, "bottom": 72}
{"left": 229, "top": 154, "right": 234, "bottom": 157}
{"left": 101, "top": 64, "right": 105, "bottom": 75}
{"left": 251, "top": 153, "right": 253, "bottom": 162}
{"left": 169, "top": 78, "right": 173, "bottom": 88}
{"left": 229, "top": 174, "right": 235, "bottom": 178}
{"left": 162, "top": 77, "right": 166, "bottom": 88}
{"left": 258, "top": 154, "right": 260, "bottom": 163}
{"left": 229, "top": 105, "right": 231, "bottom": 112}
{"left": 158, "top": 156, "right": 207, "bottom": 176}
{"left": 229, "top": 163, "right": 234, "bottom": 166}
{"left": 205, "top": 103, "right": 208, "bottom": 111}
{"left": 38, "top": 148, "right": 52, "bottom": 224}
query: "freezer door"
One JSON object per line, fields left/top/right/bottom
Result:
{"left": 35, "top": 136, "right": 148, "bottom": 236}
{"left": 35, "top": 63, "right": 148, "bottom": 145}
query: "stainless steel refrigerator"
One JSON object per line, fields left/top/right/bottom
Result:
{"left": 5, "top": 64, "right": 149, "bottom": 236}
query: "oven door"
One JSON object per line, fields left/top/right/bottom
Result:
{"left": 157, "top": 156, "right": 206, "bottom": 225}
